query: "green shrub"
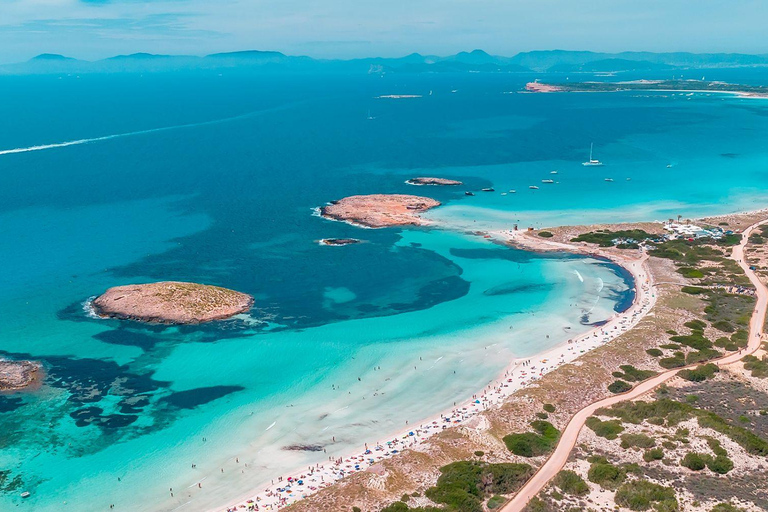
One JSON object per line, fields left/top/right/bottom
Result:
{"left": 596, "top": 398, "right": 694, "bottom": 426}
{"left": 707, "top": 455, "right": 734, "bottom": 474}
{"left": 679, "top": 363, "right": 720, "bottom": 382}
{"left": 504, "top": 433, "right": 548, "bottom": 457}
{"left": 697, "top": 410, "right": 768, "bottom": 456}
{"left": 731, "top": 330, "right": 749, "bottom": 347}
{"left": 643, "top": 448, "right": 664, "bottom": 462}
{"left": 682, "top": 286, "right": 707, "bottom": 295}
{"left": 712, "top": 320, "right": 735, "bottom": 332}
{"left": 743, "top": 355, "right": 768, "bottom": 378}
{"left": 614, "top": 480, "right": 677, "bottom": 511}
{"left": 620, "top": 433, "right": 656, "bottom": 449}
{"left": 587, "top": 461, "right": 626, "bottom": 490}
{"left": 684, "top": 319, "right": 707, "bottom": 331}
{"left": 646, "top": 348, "right": 663, "bottom": 357}
{"left": 474, "top": 451, "right": 484, "bottom": 457}
{"left": 523, "top": 497, "right": 552, "bottom": 512}
{"left": 614, "top": 365, "right": 658, "bottom": 382}
{"left": 487, "top": 495, "right": 505, "bottom": 509}
{"left": 543, "top": 403, "right": 556, "bottom": 413}
{"left": 711, "top": 503, "right": 746, "bottom": 512}
{"left": 503, "top": 421, "right": 559, "bottom": 457}
{"left": 685, "top": 348, "right": 722, "bottom": 365}
{"left": 553, "top": 470, "right": 589, "bottom": 496}
{"left": 670, "top": 332, "right": 712, "bottom": 350}
{"left": 659, "top": 354, "right": 686, "bottom": 369}
{"left": 608, "top": 380, "right": 632, "bottom": 393}
{"left": 714, "top": 337, "right": 738, "bottom": 351}
{"left": 380, "top": 503, "right": 416, "bottom": 512}
{"left": 585, "top": 417, "right": 624, "bottom": 439}
{"left": 423, "top": 461, "right": 533, "bottom": 512}
{"left": 681, "top": 452, "right": 707, "bottom": 471}
{"left": 571, "top": 229, "right": 652, "bottom": 247}
{"left": 535, "top": 412, "right": 548, "bottom": 419}
{"left": 678, "top": 267, "right": 704, "bottom": 279}
{"left": 537, "top": 231, "right": 554, "bottom": 238}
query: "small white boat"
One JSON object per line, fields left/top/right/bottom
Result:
{"left": 582, "top": 143, "right": 604, "bottom": 166}
{"left": 626, "top": 177, "right": 632, "bottom": 181}
{"left": 604, "top": 178, "right": 614, "bottom": 182}
{"left": 481, "top": 187, "right": 495, "bottom": 192}
{"left": 21, "top": 492, "right": 30, "bottom": 499}
{"left": 666, "top": 164, "right": 673, "bottom": 168}
{"left": 501, "top": 192, "right": 508, "bottom": 196}
{"left": 509, "top": 189, "right": 516, "bottom": 193}
{"left": 529, "top": 185, "right": 539, "bottom": 190}
{"left": 550, "top": 170, "right": 558, "bottom": 174}
{"left": 541, "top": 179, "right": 554, "bottom": 184}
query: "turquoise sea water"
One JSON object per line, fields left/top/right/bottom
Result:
{"left": 0, "top": 68, "right": 767, "bottom": 511}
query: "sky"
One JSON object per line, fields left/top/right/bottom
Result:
{"left": 0, "top": 0, "right": 767, "bottom": 64}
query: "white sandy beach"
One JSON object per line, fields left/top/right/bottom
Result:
{"left": 212, "top": 229, "right": 656, "bottom": 511}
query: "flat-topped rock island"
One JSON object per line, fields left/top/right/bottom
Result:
{"left": 320, "top": 194, "right": 441, "bottom": 228}
{"left": 405, "top": 177, "right": 463, "bottom": 186}
{"left": 92, "top": 281, "right": 254, "bottom": 324}
{"left": 0, "top": 359, "right": 42, "bottom": 391}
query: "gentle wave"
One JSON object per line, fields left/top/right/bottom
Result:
{"left": 82, "top": 296, "right": 100, "bottom": 319}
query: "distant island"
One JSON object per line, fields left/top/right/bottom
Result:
{"left": 92, "top": 281, "right": 253, "bottom": 324}
{"left": 526, "top": 79, "right": 768, "bottom": 98}
{"left": 320, "top": 194, "right": 441, "bottom": 228}
{"left": 7, "top": 49, "right": 768, "bottom": 76}
{"left": 405, "top": 177, "right": 463, "bottom": 186}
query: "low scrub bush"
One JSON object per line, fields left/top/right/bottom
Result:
{"left": 585, "top": 417, "right": 624, "bottom": 439}
{"left": 614, "top": 480, "right": 677, "bottom": 511}
{"left": 587, "top": 461, "right": 626, "bottom": 490}
{"left": 553, "top": 470, "right": 589, "bottom": 496}
{"left": 620, "top": 433, "right": 656, "bottom": 450}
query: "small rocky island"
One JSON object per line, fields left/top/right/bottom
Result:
{"left": 92, "top": 281, "right": 254, "bottom": 324}
{"left": 318, "top": 238, "right": 362, "bottom": 246}
{"left": 0, "top": 359, "right": 41, "bottom": 391}
{"left": 321, "top": 194, "right": 441, "bottom": 228}
{"left": 405, "top": 177, "right": 463, "bottom": 186}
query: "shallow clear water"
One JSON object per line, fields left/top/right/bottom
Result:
{"left": 0, "top": 68, "right": 767, "bottom": 510}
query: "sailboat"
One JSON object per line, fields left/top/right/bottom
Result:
{"left": 366, "top": 110, "right": 375, "bottom": 120}
{"left": 582, "top": 143, "right": 603, "bottom": 166}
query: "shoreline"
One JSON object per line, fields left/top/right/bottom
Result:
{"left": 211, "top": 226, "right": 655, "bottom": 511}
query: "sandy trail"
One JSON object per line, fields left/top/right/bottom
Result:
{"left": 501, "top": 219, "right": 768, "bottom": 511}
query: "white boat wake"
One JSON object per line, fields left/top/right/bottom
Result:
{"left": 0, "top": 102, "right": 299, "bottom": 157}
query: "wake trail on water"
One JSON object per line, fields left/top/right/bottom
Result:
{"left": 0, "top": 102, "right": 298, "bottom": 157}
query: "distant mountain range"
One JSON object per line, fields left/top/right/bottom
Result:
{"left": 3, "top": 49, "right": 768, "bottom": 75}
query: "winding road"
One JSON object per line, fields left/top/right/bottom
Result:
{"left": 501, "top": 219, "right": 768, "bottom": 511}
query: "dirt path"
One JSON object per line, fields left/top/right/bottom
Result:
{"left": 501, "top": 220, "right": 768, "bottom": 511}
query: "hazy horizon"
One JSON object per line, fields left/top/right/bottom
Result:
{"left": 1, "top": 0, "right": 768, "bottom": 65}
